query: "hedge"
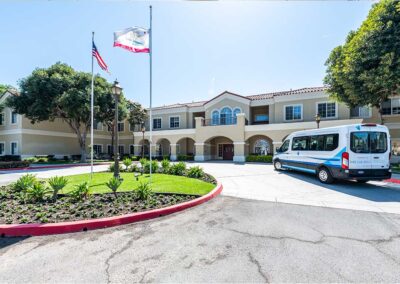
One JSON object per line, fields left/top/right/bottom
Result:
{"left": 177, "top": 155, "right": 194, "bottom": 161}
{"left": 0, "top": 160, "right": 30, "bottom": 169}
{"left": 246, "top": 155, "right": 273, "bottom": 163}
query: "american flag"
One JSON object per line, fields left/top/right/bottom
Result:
{"left": 92, "top": 41, "right": 109, "bottom": 73}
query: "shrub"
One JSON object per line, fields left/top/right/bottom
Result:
{"left": 136, "top": 182, "right": 152, "bottom": 200}
{"left": 106, "top": 177, "right": 122, "bottom": 197}
{"left": 187, "top": 166, "right": 204, "bottom": 178}
{"left": 48, "top": 176, "right": 68, "bottom": 200}
{"left": 0, "top": 161, "right": 30, "bottom": 169}
{"left": 26, "top": 182, "right": 49, "bottom": 202}
{"left": 24, "top": 157, "right": 38, "bottom": 163}
{"left": 143, "top": 160, "right": 159, "bottom": 174}
{"left": 245, "top": 155, "right": 273, "bottom": 163}
{"left": 122, "top": 158, "right": 132, "bottom": 171}
{"left": 12, "top": 174, "right": 37, "bottom": 192}
{"left": 0, "top": 155, "right": 21, "bottom": 162}
{"left": 130, "top": 156, "right": 138, "bottom": 161}
{"left": 177, "top": 155, "right": 194, "bottom": 161}
{"left": 139, "top": 158, "right": 147, "bottom": 167}
{"left": 161, "top": 159, "right": 170, "bottom": 173}
{"left": 169, "top": 162, "right": 186, "bottom": 176}
{"left": 128, "top": 164, "right": 140, "bottom": 173}
{"left": 108, "top": 163, "right": 123, "bottom": 172}
{"left": 70, "top": 182, "right": 90, "bottom": 201}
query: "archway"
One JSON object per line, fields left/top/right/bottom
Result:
{"left": 246, "top": 135, "right": 273, "bottom": 156}
{"left": 137, "top": 139, "right": 150, "bottom": 158}
{"left": 155, "top": 138, "right": 171, "bottom": 158}
{"left": 176, "top": 137, "right": 196, "bottom": 157}
{"left": 204, "top": 136, "right": 234, "bottom": 160}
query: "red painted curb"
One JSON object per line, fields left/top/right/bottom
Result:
{"left": 0, "top": 162, "right": 110, "bottom": 172}
{"left": 386, "top": 178, "right": 400, "bottom": 184}
{"left": 0, "top": 183, "right": 223, "bottom": 237}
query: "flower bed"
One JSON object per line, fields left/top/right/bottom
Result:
{"left": 0, "top": 188, "right": 197, "bottom": 224}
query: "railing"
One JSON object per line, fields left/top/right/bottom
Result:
{"left": 202, "top": 116, "right": 249, "bottom": 126}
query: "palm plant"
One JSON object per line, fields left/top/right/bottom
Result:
{"left": 13, "top": 174, "right": 37, "bottom": 192}
{"left": 26, "top": 182, "right": 50, "bottom": 202}
{"left": 122, "top": 158, "right": 132, "bottom": 171}
{"left": 48, "top": 176, "right": 68, "bottom": 201}
{"left": 106, "top": 177, "right": 122, "bottom": 198}
{"left": 70, "top": 182, "right": 90, "bottom": 201}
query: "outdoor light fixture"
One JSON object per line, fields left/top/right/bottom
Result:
{"left": 315, "top": 113, "right": 321, "bottom": 129}
{"left": 112, "top": 79, "right": 123, "bottom": 179}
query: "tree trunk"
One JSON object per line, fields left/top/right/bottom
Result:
{"left": 79, "top": 131, "right": 87, "bottom": 163}
{"left": 379, "top": 102, "right": 384, "bottom": 125}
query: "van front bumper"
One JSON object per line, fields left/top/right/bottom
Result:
{"left": 330, "top": 168, "right": 392, "bottom": 181}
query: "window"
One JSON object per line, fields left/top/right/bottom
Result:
{"left": 255, "top": 114, "right": 269, "bottom": 122}
{"left": 254, "top": 139, "right": 271, "bottom": 155}
{"left": 93, "top": 145, "right": 102, "bottom": 155}
{"left": 0, "top": 113, "right": 4, "bottom": 125}
{"left": 107, "top": 145, "right": 113, "bottom": 155}
{"left": 220, "top": 107, "right": 233, "bottom": 125}
{"left": 350, "top": 132, "right": 387, "bottom": 154}
{"left": 118, "top": 122, "right": 124, "bottom": 132}
{"left": 285, "top": 105, "right": 302, "bottom": 121}
{"left": 317, "top": 102, "right": 336, "bottom": 118}
{"left": 233, "top": 108, "right": 241, "bottom": 123}
{"left": 130, "top": 145, "right": 135, "bottom": 155}
{"left": 310, "top": 135, "right": 325, "bottom": 151}
{"left": 292, "top": 136, "right": 309, "bottom": 151}
{"left": 118, "top": 145, "right": 124, "bottom": 155}
{"left": 11, "top": 111, "right": 17, "bottom": 124}
{"left": 212, "top": 110, "right": 219, "bottom": 125}
{"left": 153, "top": 118, "right": 162, "bottom": 129}
{"left": 306, "top": 134, "right": 339, "bottom": 151}
{"left": 129, "top": 123, "right": 135, "bottom": 132}
{"left": 93, "top": 120, "right": 102, "bottom": 130}
{"left": 0, "top": 143, "right": 4, "bottom": 155}
{"left": 280, "top": 140, "right": 290, "bottom": 152}
{"left": 170, "top": 116, "right": 180, "bottom": 128}
{"left": 350, "top": 106, "right": 371, "bottom": 118}
{"left": 11, "top": 142, "right": 18, "bottom": 155}
{"left": 218, "top": 144, "right": 223, "bottom": 157}
{"left": 325, "top": 134, "right": 339, "bottom": 151}
{"left": 382, "top": 98, "right": 400, "bottom": 115}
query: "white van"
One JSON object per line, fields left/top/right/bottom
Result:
{"left": 273, "top": 124, "right": 392, "bottom": 183}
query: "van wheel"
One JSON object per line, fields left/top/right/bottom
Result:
{"left": 274, "top": 160, "right": 283, "bottom": 171}
{"left": 317, "top": 167, "right": 334, "bottom": 184}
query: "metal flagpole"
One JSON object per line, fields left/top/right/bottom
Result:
{"left": 149, "top": 5, "right": 153, "bottom": 182}
{"left": 90, "top": 31, "right": 95, "bottom": 179}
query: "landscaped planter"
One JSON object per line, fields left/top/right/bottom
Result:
{"left": 0, "top": 182, "right": 222, "bottom": 237}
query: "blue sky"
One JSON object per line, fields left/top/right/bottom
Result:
{"left": 1, "top": 1, "right": 373, "bottom": 107}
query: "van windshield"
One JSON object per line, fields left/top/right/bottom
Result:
{"left": 350, "top": 132, "right": 387, "bottom": 154}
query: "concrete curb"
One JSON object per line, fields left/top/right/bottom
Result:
{"left": 0, "top": 162, "right": 111, "bottom": 172}
{"left": 0, "top": 182, "right": 223, "bottom": 237}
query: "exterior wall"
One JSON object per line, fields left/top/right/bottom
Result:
{"left": 204, "top": 98, "right": 250, "bottom": 121}
{"left": 0, "top": 134, "right": 22, "bottom": 155}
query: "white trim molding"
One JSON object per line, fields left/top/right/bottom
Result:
{"left": 315, "top": 101, "right": 338, "bottom": 120}
{"left": 283, "top": 104, "right": 303, "bottom": 122}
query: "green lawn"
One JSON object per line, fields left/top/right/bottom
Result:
{"left": 60, "top": 172, "right": 215, "bottom": 196}
{"left": 392, "top": 165, "right": 400, "bottom": 174}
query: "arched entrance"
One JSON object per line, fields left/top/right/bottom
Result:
{"left": 205, "top": 136, "right": 234, "bottom": 160}
{"left": 156, "top": 138, "right": 171, "bottom": 158}
{"left": 176, "top": 137, "right": 196, "bottom": 157}
{"left": 246, "top": 135, "right": 273, "bottom": 156}
{"left": 137, "top": 139, "right": 150, "bottom": 158}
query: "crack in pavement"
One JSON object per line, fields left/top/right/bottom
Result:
{"left": 104, "top": 225, "right": 149, "bottom": 283}
{"left": 247, "top": 252, "right": 269, "bottom": 283}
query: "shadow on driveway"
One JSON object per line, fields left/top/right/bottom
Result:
{"left": 0, "top": 237, "right": 29, "bottom": 249}
{"left": 276, "top": 169, "right": 400, "bottom": 203}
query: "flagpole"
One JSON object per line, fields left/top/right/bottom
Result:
{"left": 90, "top": 31, "right": 95, "bottom": 179}
{"left": 149, "top": 5, "right": 153, "bottom": 183}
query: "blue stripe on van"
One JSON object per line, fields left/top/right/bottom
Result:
{"left": 282, "top": 165, "right": 316, "bottom": 174}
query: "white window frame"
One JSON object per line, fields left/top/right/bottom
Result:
{"left": 316, "top": 101, "right": 338, "bottom": 119}
{"left": 382, "top": 97, "right": 400, "bottom": 116}
{"left": 169, "top": 116, "right": 180, "bottom": 129}
{"left": 211, "top": 109, "right": 220, "bottom": 125}
{"left": 117, "top": 122, "right": 124, "bottom": 132}
{"left": 153, "top": 117, "right": 162, "bottom": 129}
{"left": 10, "top": 141, "right": 18, "bottom": 155}
{"left": 350, "top": 105, "right": 372, "bottom": 118}
{"left": 284, "top": 104, "right": 303, "bottom": 122}
{"left": 93, "top": 144, "right": 103, "bottom": 155}
{"left": 118, "top": 145, "right": 125, "bottom": 155}
{"left": 0, "top": 142, "right": 5, "bottom": 156}
{"left": 10, "top": 110, "right": 18, "bottom": 125}
{"left": 0, "top": 112, "right": 4, "bottom": 126}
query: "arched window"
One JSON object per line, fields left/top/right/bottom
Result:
{"left": 233, "top": 108, "right": 241, "bottom": 123}
{"left": 254, "top": 139, "right": 271, "bottom": 155}
{"left": 212, "top": 110, "right": 219, "bottom": 125}
{"left": 220, "top": 107, "right": 232, "bottom": 125}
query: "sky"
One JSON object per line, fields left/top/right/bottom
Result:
{"left": 0, "top": 0, "right": 374, "bottom": 107}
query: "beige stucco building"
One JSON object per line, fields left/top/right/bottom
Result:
{"left": 1, "top": 87, "right": 400, "bottom": 162}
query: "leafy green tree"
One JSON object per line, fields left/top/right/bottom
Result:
{"left": 95, "top": 93, "right": 129, "bottom": 155}
{"left": 324, "top": 0, "right": 400, "bottom": 124}
{"left": 0, "top": 84, "right": 15, "bottom": 96}
{"left": 6, "top": 62, "right": 113, "bottom": 162}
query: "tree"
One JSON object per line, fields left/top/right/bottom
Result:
{"left": 0, "top": 84, "right": 15, "bottom": 96}
{"left": 324, "top": 0, "right": 400, "bottom": 124}
{"left": 127, "top": 101, "right": 148, "bottom": 154}
{"left": 95, "top": 92, "right": 129, "bottom": 155}
{"left": 6, "top": 62, "right": 113, "bottom": 162}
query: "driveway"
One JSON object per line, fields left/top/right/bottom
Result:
{"left": 193, "top": 162, "right": 400, "bottom": 215}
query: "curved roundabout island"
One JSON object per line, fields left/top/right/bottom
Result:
{"left": 0, "top": 162, "right": 222, "bottom": 237}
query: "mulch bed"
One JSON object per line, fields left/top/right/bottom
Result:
{"left": 0, "top": 188, "right": 198, "bottom": 224}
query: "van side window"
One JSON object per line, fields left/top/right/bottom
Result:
{"left": 292, "top": 136, "right": 309, "bottom": 151}
{"left": 280, "top": 140, "right": 290, "bottom": 152}
{"left": 310, "top": 135, "right": 325, "bottom": 151}
{"left": 325, "top": 134, "right": 339, "bottom": 151}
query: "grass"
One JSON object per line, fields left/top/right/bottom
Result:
{"left": 392, "top": 165, "right": 400, "bottom": 174}
{"left": 60, "top": 172, "right": 215, "bottom": 196}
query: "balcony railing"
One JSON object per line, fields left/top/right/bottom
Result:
{"left": 203, "top": 116, "right": 248, "bottom": 126}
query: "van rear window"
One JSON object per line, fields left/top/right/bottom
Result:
{"left": 350, "top": 132, "right": 387, "bottom": 153}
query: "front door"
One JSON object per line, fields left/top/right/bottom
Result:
{"left": 223, "top": 144, "right": 234, "bottom": 160}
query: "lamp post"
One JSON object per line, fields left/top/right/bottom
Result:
{"left": 315, "top": 113, "right": 321, "bottom": 129}
{"left": 141, "top": 124, "right": 146, "bottom": 159}
{"left": 112, "top": 80, "right": 123, "bottom": 178}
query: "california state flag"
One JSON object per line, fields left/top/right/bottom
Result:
{"left": 113, "top": 27, "right": 150, "bottom": 53}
